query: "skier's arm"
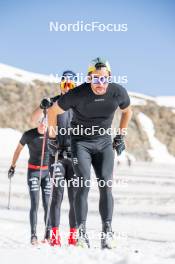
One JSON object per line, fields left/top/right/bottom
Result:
{"left": 119, "top": 105, "right": 132, "bottom": 132}
{"left": 11, "top": 143, "right": 24, "bottom": 167}
{"left": 48, "top": 102, "right": 65, "bottom": 138}
{"left": 117, "top": 86, "right": 132, "bottom": 134}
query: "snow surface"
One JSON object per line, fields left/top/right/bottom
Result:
{"left": 130, "top": 96, "right": 147, "bottom": 106}
{"left": 1, "top": 159, "right": 175, "bottom": 264}
{"left": 0, "top": 128, "right": 29, "bottom": 160}
{"left": 128, "top": 92, "right": 175, "bottom": 108}
{"left": 0, "top": 129, "right": 175, "bottom": 263}
{"left": 156, "top": 97, "right": 175, "bottom": 108}
{"left": 128, "top": 91, "right": 156, "bottom": 102}
{"left": 138, "top": 113, "right": 175, "bottom": 163}
{"left": 0, "top": 63, "right": 57, "bottom": 84}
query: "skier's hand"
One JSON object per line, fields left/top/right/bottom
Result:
{"left": 40, "top": 98, "right": 53, "bottom": 109}
{"left": 113, "top": 134, "right": 125, "bottom": 156}
{"left": 8, "top": 166, "right": 15, "bottom": 179}
{"left": 48, "top": 138, "right": 58, "bottom": 156}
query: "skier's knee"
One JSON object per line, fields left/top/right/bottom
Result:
{"left": 76, "top": 185, "right": 90, "bottom": 198}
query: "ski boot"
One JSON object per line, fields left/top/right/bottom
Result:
{"left": 41, "top": 228, "right": 51, "bottom": 244}
{"left": 101, "top": 221, "right": 116, "bottom": 249}
{"left": 50, "top": 227, "right": 61, "bottom": 246}
{"left": 31, "top": 233, "right": 38, "bottom": 245}
{"left": 77, "top": 223, "right": 90, "bottom": 248}
{"left": 68, "top": 228, "right": 77, "bottom": 246}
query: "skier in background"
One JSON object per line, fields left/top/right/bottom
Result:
{"left": 8, "top": 119, "right": 51, "bottom": 245}
{"left": 32, "top": 70, "right": 78, "bottom": 246}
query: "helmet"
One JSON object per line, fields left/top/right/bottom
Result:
{"left": 60, "top": 70, "right": 77, "bottom": 90}
{"left": 88, "top": 57, "right": 111, "bottom": 74}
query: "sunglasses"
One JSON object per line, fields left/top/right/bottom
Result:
{"left": 60, "top": 80, "right": 76, "bottom": 90}
{"left": 91, "top": 76, "right": 109, "bottom": 84}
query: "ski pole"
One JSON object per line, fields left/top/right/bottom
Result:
{"left": 36, "top": 109, "right": 48, "bottom": 222}
{"left": 7, "top": 178, "right": 12, "bottom": 209}
{"left": 38, "top": 109, "right": 47, "bottom": 189}
{"left": 44, "top": 151, "right": 59, "bottom": 240}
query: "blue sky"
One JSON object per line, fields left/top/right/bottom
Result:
{"left": 0, "top": 0, "right": 175, "bottom": 95}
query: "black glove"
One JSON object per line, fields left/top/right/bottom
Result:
{"left": 113, "top": 134, "right": 125, "bottom": 156}
{"left": 40, "top": 98, "right": 53, "bottom": 109}
{"left": 48, "top": 138, "right": 58, "bottom": 156}
{"left": 8, "top": 166, "right": 15, "bottom": 179}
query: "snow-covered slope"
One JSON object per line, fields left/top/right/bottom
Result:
{"left": 138, "top": 113, "right": 175, "bottom": 163}
{"left": 129, "top": 91, "right": 156, "bottom": 103}
{"left": 130, "top": 91, "right": 175, "bottom": 108}
{"left": 0, "top": 63, "right": 56, "bottom": 84}
{"left": 156, "top": 96, "right": 175, "bottom": 108}
{"left": 0, "top": 63, "right": 174, "bottom": 107}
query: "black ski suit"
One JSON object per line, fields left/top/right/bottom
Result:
{"left": 49, "top": 96, "right": 77, "bottom": 229}
{"left": 20, "top": 128, "right": 51, "bottom": 235}
{"left": 57, "top": 83, "right": 130, "bottom": 226}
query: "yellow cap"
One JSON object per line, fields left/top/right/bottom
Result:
{"left": 88, "top": 57, "right": 111, "bottom": 73}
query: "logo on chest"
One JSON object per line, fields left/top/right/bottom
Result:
{"left": 94, "top": 99, "right": 105, "bottom": 102}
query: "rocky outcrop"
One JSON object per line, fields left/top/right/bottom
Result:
{"left": 0, "top": 78, "right": 58, "bottom": 131}
{"left": 0, "top": 77, "right": 174, "bottom": 161}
